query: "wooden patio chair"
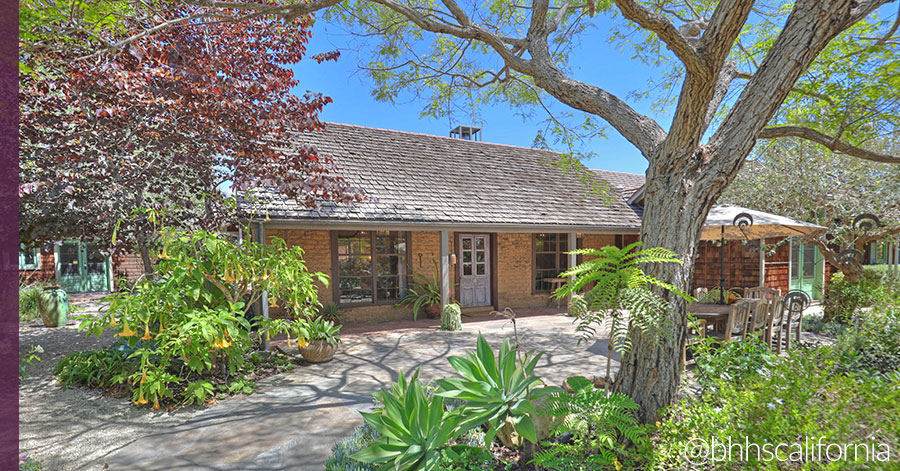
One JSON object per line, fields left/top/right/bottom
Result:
{"left": 718, "top": 300, "right": 753, "bottom": 342}
{"left": 745, "top": 286, "right": 781, "bottom": 301}
{"left": 765, "top": 296, "right": 786, "bottom": 354}
{"left": 749, "top": 299, "right": 772, "bottom": 336}
{"left": 694, "top": 287, "right": 708, "bottom": 300}
{"left": 781, "top": 292, "right": 809, "bottom": 351}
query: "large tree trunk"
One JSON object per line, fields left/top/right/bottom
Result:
{"left": 139, "top": 243, "right": 154, "bottom": 277}
{"left": 613, "top": 152, "right": 730, "bottom": 423}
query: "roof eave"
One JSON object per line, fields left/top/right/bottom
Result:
{"left": 240, "top": 217, "right": 641, "bottom": 234}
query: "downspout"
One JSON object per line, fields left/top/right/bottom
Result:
{"left": 256, "top": 221, "right": 269, "bottom": 351}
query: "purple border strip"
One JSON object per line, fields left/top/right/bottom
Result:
{"left": 0, "top": 0, "right": 19, "bottom": 467}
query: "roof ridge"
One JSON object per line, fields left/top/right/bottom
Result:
{"left": 322, "top": 121, "right": 561, "bottom": 155}
{"left": 590, "top": 168, "right": 646, "bottom": 178}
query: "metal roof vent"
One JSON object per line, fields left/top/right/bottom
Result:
{"left": 450, "top": 125, "right": 481, "bottom": 141}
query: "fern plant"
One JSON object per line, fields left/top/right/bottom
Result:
{"left": 534, "top": 376, "right": 647, "bottom": 470}
{"left": 552, "top": 242, "right": 691, "bottom": 387}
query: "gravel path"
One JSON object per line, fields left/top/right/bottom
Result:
{"left": 18, "top": 302, "right": 200, "bottom": 471}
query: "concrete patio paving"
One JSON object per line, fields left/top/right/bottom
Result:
{"left": 105, "top": 312, "right": 617, "bottom": 471}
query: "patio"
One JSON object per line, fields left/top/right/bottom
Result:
{"left": 19, "top": 308, "right": 619, "bottom": 471}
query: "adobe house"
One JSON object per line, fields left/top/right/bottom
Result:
{"left": 239, "top": 123, "right": 829, "bottom": 325}
{"left": 19, "top": 123, "right": 828, "bottom": 309}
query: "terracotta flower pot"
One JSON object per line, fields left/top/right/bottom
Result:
{"left": 424, "top": 304, "right": 441, "bottom": 319}
{"left": 298, "top": 340, "right": 337, "bottom": 363}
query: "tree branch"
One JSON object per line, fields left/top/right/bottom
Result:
{"left": 758, "top": 126, "right": 900, "bottom": 164}
{"left": 698, "top": 0, "right": 755, "bottom": 67}
{"left": 612, "top": 0, "right": 704, "bottom": 73}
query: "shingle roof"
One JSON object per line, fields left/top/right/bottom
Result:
{"left": 240, "top": 123, "right": 642, "bottom": 229}
{"left": 589, "top": 169, "right": 646, "bottom": 218}
{"left": 589, "top": 169, "right": 645, "bottom": 200}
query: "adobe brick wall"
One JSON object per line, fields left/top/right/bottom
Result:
{"left": 496, "top": 233, "right": 546, "bottom": 310}
{"left": 112, "top": 253, "right": 144, "bottom": 289}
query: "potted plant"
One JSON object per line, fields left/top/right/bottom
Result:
{"left": 294, "top": 316, "right": 341, "bottom": 363}
{"left": 396, "top": 263, "right": 442, "bottom": 319}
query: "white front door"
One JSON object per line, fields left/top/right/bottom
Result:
{"left": 458, "top": 234, "right": 491, "bottom": 307}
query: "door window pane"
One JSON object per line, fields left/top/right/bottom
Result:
{"left": 59, "top": 243, "right": 80, "bottom": 276}
{"left": 86, "top": 244, "right": 106, "bottom": 275}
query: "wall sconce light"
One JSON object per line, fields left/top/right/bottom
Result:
{"left": 450, "top": 253, "right": 457, "bottom": 265}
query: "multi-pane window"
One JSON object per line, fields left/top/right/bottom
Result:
{"left": 335, "top": 231, "right": 409, "bottom": 304}
{"left": 19, "top": 246, "right": 40, "bottom": 270}
{"left": 533, "top": 233, "right": 570, "bottom": 292}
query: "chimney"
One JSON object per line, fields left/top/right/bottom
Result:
{"left": 449, "top": 125, "right": 481, "bottom": 141}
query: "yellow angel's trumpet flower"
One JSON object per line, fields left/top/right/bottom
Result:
{"left": 141, "top": 323, "right": 152, "bottom": 341}
{"left": 109, "top": 314, "right": 119, "bottom": 327}
{"left": 119, "top": 322, "right": 136, "bottom": 337}
{"left": 140, "top": 370, "right": 147, "bottom": 384}
{"left": 153, "top": 397, "right": 161, "bottom": 410}
{"left": 134, "top": 390, "right": 149, "bottom": 405}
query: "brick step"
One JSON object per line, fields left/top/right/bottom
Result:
{"left": 461, "top": 306, "right": 495, "bottom": 317}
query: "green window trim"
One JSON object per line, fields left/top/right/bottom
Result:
{"left": 19, "top": 246, "right": 41, "bottom": 270}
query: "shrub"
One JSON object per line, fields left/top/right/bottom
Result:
{"left": 19, "top": 456, "right": 43, "bottom": 471}
{"left": 19, "top": 345, "right": 42, "bottom": 381}
{"left": 833, "top": 308, "right": 900, "bottom": 375}
{"left": 76, "top": 227, "right": 325, "bottom": 407}
{"left": 801, "top": 313, "right": 848, "bottom": 337}
{"left": 651, "top": 348, "right": 900, "bottom": 470}
{"left": 324, "top": 424, "right": 379, "bottom": 471}
{"left": 535, "top": 376, "right": 648, "bottom": 470}
{"left": 692, "top": 335, "right": 777, "bottom": 394}
{"left": 823, "top": 271, "right": 882, "bottom": 323}
{"left": 440, "top": 303, "right": 462, "bottom": 331}
{"left": 19, "top": 283, "right": 46, "bottom": 322}
{"left": 54, "top": 345, "right": 138, "bottom": 391}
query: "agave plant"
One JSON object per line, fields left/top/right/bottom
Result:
{"left": 352, "top": 370, "right": 463, "bottom": 471}
{"left": 553, "top": 242, "right": 692, "bottom": 388}
{"left": 436, "top": 333, "right": 561, "bottom": 447}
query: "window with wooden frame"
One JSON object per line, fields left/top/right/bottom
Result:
{"left": 333, "top": 231, "right": 410, "bottom": 304}
{"left": 533, "top": 233, "right": 572, "bottom": 292}
{"left": 19, "top": 245, "right": 40, "bottom": 270}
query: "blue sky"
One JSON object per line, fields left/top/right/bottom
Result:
{"left": 289, "top": 15, "right": 673, "bottom": 175}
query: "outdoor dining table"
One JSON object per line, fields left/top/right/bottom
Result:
{"left": 688, "top": 298, "right": 761, "bottom": 333}
{"left": 688, "top": 302, "right": 731, "bottom": 332}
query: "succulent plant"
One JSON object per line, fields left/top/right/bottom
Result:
{"left": 440, "top": 303, "right": 462, "bottom": 331}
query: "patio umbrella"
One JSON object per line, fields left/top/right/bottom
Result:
{"left": 699, "top": 205, "right": 826, "bottom": 303}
